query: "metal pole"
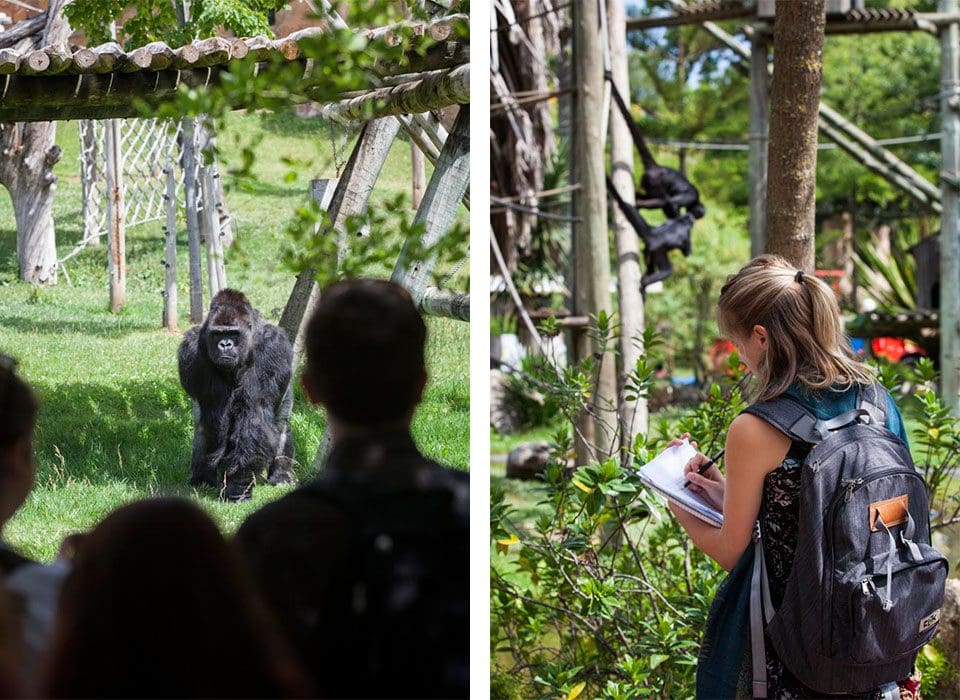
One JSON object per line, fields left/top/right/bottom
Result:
{"left": 104, "top": 118, "right": 125, "bottom": 313}
{"left": 748, "top": 30, "right": 769, "bottom": 257}
{"left": 940, "top": 0, "right": 960, "bottom": 412}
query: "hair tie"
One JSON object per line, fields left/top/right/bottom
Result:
{"left": 795, "top": 270, "right": 805, "bottom": 285}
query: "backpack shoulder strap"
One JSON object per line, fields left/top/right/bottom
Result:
{"left": 857, "top": 382, "right": 888, "bottom": 427}
{"left": 742, "top": 393, "right": 871, "bottom": 445}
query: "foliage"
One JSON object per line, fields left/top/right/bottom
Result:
{"left": 851, "top": 225, "right": 917, "bottom": 311}
{"left": 491, "top": 318, "right": 748, "bottom": 696}
{"left": 876, "top": 358, "right": 960, "bottom": 532}
{"left": 65, "top": 0, "right": 288, "bottom": 48}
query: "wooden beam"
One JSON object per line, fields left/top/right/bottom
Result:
{"left": 420, "top": 286, "right": 469, "bottom": 321}
{"left": 573, "top": 0, "right": 617, "bottom": 463}
{"left": 181, "top": 118, "right": 204, "bottom": 324}
{"left": 105, "top": 118, "right": 126, "bottom": 313}
{"left": 390, "top": 105, "right": 470, "bottom": 305}
{"left": 940, "top": 0, "right": 960, "bottom": 412}
{"left": 163, "top": 164, "right": 178, "bottom": 331}
{"left": 608, "top": 0, "right": 648, "bottom": 444}
{"left": 279, "top": 117, "right": 401, "bottom": 357}
{"left": 317, "top": 64, "right": 469, "bottom": 125}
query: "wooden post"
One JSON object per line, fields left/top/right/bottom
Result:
{"left": 573, "top": 0, "right": 617, "bottom": 464}
{"left": 104, "top": 117, "right": 126, "bottom": 312}
{"left": 163, "top": 164, "right": 178, "bottom": 330}
{"left": 279, "top": 117, "right": 401, "bottom": 357}
{"left": 181, "top": 118, "right": 204, "bottom": 323}
{"left": 390, "top": 105, "right": 470, "bottom": 306}
{"left": 607, "top": 0, "right": 647, "bottom": 450}
{"left": 201, "top": 163, "right": 226, "bottom": 297}
{"left": 748, "top": 29, "right": 769, "bottom": 257}
{"left": 940, "top": 0, "right": 960, "bottom": 412}
{"left": 411, "top": 140, "right": 426, "bottom": 209}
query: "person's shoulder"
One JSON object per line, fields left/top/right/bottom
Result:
{"left": 236, "top": 480, "right": 347, "bottom": 545}
{"left": 727, "top": 411, "right": 793, "bottom": 461}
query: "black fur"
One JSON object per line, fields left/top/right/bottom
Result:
{"left": 607, "top": 73, "right": 706, "bottom": 220}
{"left": 607, "top": 178, "right": 694, "bottom": 289}
{"left": 178, "top": 289, "right": 295, "bottom": 501}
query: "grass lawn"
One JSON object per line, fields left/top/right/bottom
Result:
{"left": 0, "top": 111, "right": 469, "bottom": 561}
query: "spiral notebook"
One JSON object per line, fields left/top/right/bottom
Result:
{"left": 638, "top": 439, "right": 723, "bottom": 528}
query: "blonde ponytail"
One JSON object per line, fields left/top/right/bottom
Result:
{"left": 718, "top": 255, "right": 873, "bottom": 402}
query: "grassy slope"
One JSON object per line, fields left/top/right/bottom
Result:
{"left": 0, "top": 112, "right": 469, "bottom": 561}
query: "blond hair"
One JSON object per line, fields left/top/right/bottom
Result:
{"left": 717, "top": 255, "right": 873, "bottom": 402}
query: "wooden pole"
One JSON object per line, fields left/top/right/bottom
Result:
{"left": 765, "top": 1, "right": 825, "bottom": 271}
{"left": 181, "top": 118, "right": 204, "bottom": 323}
{"left": 573, "top": 0, "right": 617, "bottom": 464}
{"left": 163, "top": 164, "right": 178, "bottom": 330}
{"left": 940, "top": 0, "right": 960, "bottom": 412}
{"left": 607, "top": 0, "right": 647, "bottom": 450}
{"left": 390, "top": 106, "right": 470, "bottom": 306}
{"left": 411, "top": 140, "right": 426, "bottom": 209}
{"left": 748, "top": 31, "right": 769, "bottom": 257}
{"left": 104, "top": 117, "right": 126, "bottom": 312}
{"left": 279, "top": 117, "right": 401, "bottom": 357}
{"left": 201, "top": 163, "right": 227, "bottom": 296}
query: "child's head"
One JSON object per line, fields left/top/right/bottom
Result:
{"left": 718, "top": 255, "right": 871, "bottom": 401}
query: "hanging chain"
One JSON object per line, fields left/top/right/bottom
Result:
{"left": 328, "top": 121, "right": 348, "bottom": 177}
{"left": 440, "top": 246, "right": 470, "bottom": 288}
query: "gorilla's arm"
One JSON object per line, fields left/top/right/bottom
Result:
{"left": 177, "top": 327, "right": 209, "bottom": 400}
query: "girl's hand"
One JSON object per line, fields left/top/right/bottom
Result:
{"left": 668, "top": 432, "right": 697, "bottom": 449}
{"left": 683, "top": 453, "right": 725, "bottom": 512}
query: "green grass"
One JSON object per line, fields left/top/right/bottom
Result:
{"left": 0, "top": 112, "right": 469, "bottom": 561}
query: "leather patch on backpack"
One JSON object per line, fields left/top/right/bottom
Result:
{"left": 869, "top": 494, "right": 909, "bottom": 532}
{"left": 919, "top": 609, "right": 940, "bottom": 634}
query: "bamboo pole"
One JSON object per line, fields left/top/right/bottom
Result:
{"left": 573, "top": 0, "right": 617, "bottom": 464}
{"left": 181, "top": 118, "right": 204, "bottom": 323}
{"left": 607, "top": 0, "right": 648, "bottom": 448}
{"left": 163, "top": 164, "right": 178, "bottom": 330}
{"left": 104, "top": 118, "right": 126, "bottom": 313}
{"left": 940, "top": 0, "right": 960, "bottom": 412}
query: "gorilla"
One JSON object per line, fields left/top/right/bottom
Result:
{"left": 178, "top": 289, "right": 295, "bottom": 502}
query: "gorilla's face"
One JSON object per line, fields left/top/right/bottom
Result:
{"left": 206, "top": 325, "right": 249, "bottom": 369}
{"left": 204, "top": 290, "right": 256, "bottom": 370}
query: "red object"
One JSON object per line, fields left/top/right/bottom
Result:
{"left": 815, "top": 269, "right": 844, "bottom": 301}
{"left": 870, "top": 337, "right": 926, "bottom": 364}
{"left": 709, "top": 338, "right": 737, "bottom": 374}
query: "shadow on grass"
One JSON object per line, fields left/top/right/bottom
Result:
{"left": 0, "top": 313, "right": 157, "bottom": 338}
{"left": 31, "top": 378, "right": 325, "bottom": 492}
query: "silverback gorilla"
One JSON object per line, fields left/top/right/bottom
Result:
{"left": 178, "top": 289, "right": 295, "bottom": 502}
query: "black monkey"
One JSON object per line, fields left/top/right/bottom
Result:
{"left": 607, "top": 73, "right": 706, "bottom": 220}
{"left": 607, "top": 177, "right": 694, "bottom": 289}
{"left": 178, "top": 289, "right": 295, "bottom": 502}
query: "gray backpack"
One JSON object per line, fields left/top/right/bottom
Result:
{"left": 742, "top": 383, "right": 948, "bottom": 697}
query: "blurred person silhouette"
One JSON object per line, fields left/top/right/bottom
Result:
{"left": 236, "top": 279, "right": 469, "bottom": 698}
{"left": 40, "top": 497, "right": 309, "bottom": 698}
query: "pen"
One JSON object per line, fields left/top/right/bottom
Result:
{"left": 682, "top": 448, "right": 725, "bottom": 489}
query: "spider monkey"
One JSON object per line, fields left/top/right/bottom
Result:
{"left": 607, "top": 177, "right": 694, "bottom": 289}
{"left": 606, "top": 72, "right": 706, "bottom": 220}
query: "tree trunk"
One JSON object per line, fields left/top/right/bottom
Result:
{"left": 765, "top": 1, "right": 825, "bottom": 271}
{"left": 0, "top": 1, "right": 70, "bottom": 284}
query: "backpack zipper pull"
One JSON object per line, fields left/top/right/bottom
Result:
{"left": 843, "top": 478, "right": 864, "bottom": 502}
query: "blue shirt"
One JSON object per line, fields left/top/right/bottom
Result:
{"left": 784, "top": 382, "right": 909, "bottom": 448}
